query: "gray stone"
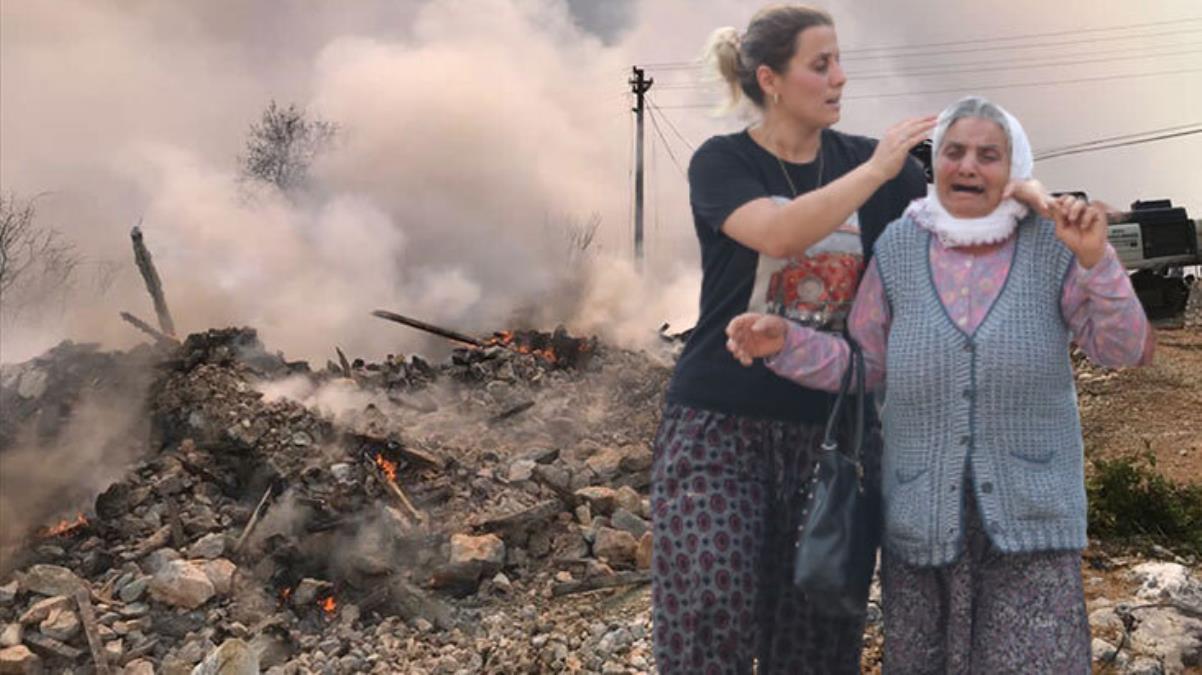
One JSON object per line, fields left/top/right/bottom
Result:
{"left": 191, "top": 639, "right": 259, "bottom": 675}
{"left": 613, "top": 486, "right": 642, "bottom": 514}
{"left": 15, "top": 368, "right": 48, "bottom": 399}
{"left": 585, "top": 447, "right": 624, "bottom": 481}
{"left": 39, "top": 608, "right": 80, "bottom": 641}
{"left": 1128, "top": 606, "right": 1202, "bottom": 674}
{"left": 0, "top": 582, "right": 17, "bottom": 605}
{"left": 200, "top": 559, "right": 237, "bottom": 596}
{"left": 534, "top": 464, "right": 571, "bottom": 492}
{"left": 508, "top": 459, "right": 537, "bottom": 483}
{"left": 292, "top": 578, "right": 334, "bottom": 607}
{"left": 123, "top": 660, "right": 155, "bottom": 675}
{"left": 119, "top": 576, "right": 151, "bottom": 603}
{"left": 0, "top": 645, "right": 42, "bottom": 675}
{"left": 1089, "top": 606, "right": 1124, "bottom": 634}
{"left": 610, "top": 508, "right": 648, "bottom": 538}
{"left": 150, "top": 560, "right": 215, "bottom": 609}
{"left": 1125, "top": 657, "right": 1165, "bottom": 675}
{"left": 1091, "top": 637, "right": 1118, "bottom": 662}
{"left": 18, "top": 565, "right": 83, "bottom": 597}
{"left": 574, "top": 487, "right": 617, "bottom": 515}
{"left": 17, "top": 596, "right": 72, "bottom": 625}
{"left": 1131, "top": 562, "right": 1202, "bottom": 604}
{"left": 635, "top": 532, "right": 653, "bottom": 570}
{"left": 330, "top": 463, "right": 353, "bottom": 483}
{"left": 188, "top": 533, "right": 227, "bottom": 560}
{"left": 0, "top": 624, "right": 22, "bottom": 648}
{"left": 449, "top": 534, "right": 505, "bottom": 568}
{"left": 592, "top": 528, "right": 638, "bottom": 566}
{"left": 618, "top": 444, "right": 653, "bottom": 473}
{"left": 144, "top": 548, "right": 183, "bottom": 574}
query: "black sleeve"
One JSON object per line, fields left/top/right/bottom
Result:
{"left": 688, "top": 136, "right": 768, "bottom": 234}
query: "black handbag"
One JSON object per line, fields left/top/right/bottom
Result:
{"left": 792, "top": 338, "right": 881, "bottom": 617}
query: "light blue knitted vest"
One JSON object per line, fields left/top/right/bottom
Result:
{"left": 874, "top": 212, "right": 1087, "bottom": 567}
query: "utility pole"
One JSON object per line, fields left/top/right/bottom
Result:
{"left": 629, "top": 66, "right": 653, "bottom": 269}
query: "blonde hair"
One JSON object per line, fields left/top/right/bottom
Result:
{"left": 703, "top": 4, "right": 834, "bottom": 112}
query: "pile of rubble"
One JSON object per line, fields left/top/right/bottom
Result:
{"left": 0, "top": 325, "right": 669, "bottom": 674}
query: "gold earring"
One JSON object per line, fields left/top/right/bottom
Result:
{"left": 773, "top": 93, "right": 780, "bottom": 105}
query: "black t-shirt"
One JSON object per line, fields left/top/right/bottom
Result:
{"left": 667, "top": 128, "right": 928, "bottom": 422}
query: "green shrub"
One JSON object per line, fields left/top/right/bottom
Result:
{"left": 1087, "top": 452, "right": 1202, "bottom": 554}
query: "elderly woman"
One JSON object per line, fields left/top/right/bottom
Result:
{"left": 725, "top": 95, "right": 1152, "bottom": 672}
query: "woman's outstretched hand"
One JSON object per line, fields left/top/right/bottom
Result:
{"left": 726, "top": 313, "right": 789, "bottom": 366}
{"left": 1051, "top": 194, "right": 1108, "bottom": 269}
{"left": 866, "top": 115, "right": 938, "bottom": 182}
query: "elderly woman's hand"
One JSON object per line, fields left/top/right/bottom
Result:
{"left": 726, "top": 313, "right": 788, "bottom": 366}
{"left": 1003, "top": 178, "right": 1053, "bottom": 217}
{"left": 1051, "top": 195, "right": 1108, "bottom": 269}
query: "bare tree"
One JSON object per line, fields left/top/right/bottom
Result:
{"left": 238, "top": 100, "right": 337, "bottom": 193}
{"left": 0, "top": 193, "right": 79, "bottom": 312}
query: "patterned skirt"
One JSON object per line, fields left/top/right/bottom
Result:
{"left": 881, "top": 482, "right": 1091, "bottom": 674}
{"left": 649, "top": 403, "right": 879, "bottom": 675}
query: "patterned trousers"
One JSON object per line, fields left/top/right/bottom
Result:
{"left": 650, "top": 403, "right": 876, "bottom": 675}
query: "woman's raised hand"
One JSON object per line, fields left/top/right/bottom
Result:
{"left": 726, "top": 313, "right": 789, "bottom": 366}
{"left": 867, "top": 115, "right": 938, "bottom": 182}
{"left": 1003, "top": 177, "right": 1054, "bottom": 217}
{"left": 1051, "top": 194, "right": 1108, "bottom": 269}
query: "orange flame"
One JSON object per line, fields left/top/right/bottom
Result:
{"left": 38, "top": 513, "right": 88, "bottom": 538}
{"left": 320, "top": 596, "right": 337, "bottom": 614}
{"left": 280, "top": 587, "right": 293, "bottom": 603}
{"left": 374, "top": 454, "right": 398, "bottom": 482}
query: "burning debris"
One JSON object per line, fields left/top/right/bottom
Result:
{"left": 0, "top": 319, "right": 668, "bottom": 673}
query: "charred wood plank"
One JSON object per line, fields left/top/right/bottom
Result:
{"left": 336, "top": 347, "right": 353, "bottom": 377}
{"left": 164, "top": 499, "right": 186, "bottom": 549}
{"left": 551, "top": 571, "right": 651, "bottom": 597}
{"left": 25, "top": 631, "right": 85, "bottom": 660}
{"left": 234, "top": 484, "right": 275, "bottom": 555}
{"left": 477, "top": 499, "right": 562, "bottom": 536}
{"left": 130, "top": 225, "right": 176, "bottom": 337}
{"left": 488, "top": 400, "right": 535, "bottom": 424}
{"left": 350, "top": 432, "right": 443, "bottom": 471}
{"left": 371, "top": 309, "right": 484, "bottom": 347}
{"left": 366, "top": 460, "right": 423, "bottom": 526}
{"left": 119, "top": 311, "right": 177, "bottom": 346}
{"left": 75, "top": 588, "right": 112, "bottom": 675}
{"left": 128, "top": 525, "right": 173, "bottom": 559}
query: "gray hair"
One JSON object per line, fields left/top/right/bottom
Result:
{"left": 933, "top": 96, "right": 1012, "bottom": 158}
{"left": 704, "top": 5, "right": 834, "bottom": 111}
{"left": 932, "top": 95, "right": 1034, "bottom": 181}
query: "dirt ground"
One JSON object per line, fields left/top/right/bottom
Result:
{"left": 1080, "top": 325, "right": 1202, "bottom": 482}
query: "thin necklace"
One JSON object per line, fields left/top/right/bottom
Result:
{"left": 775, "top": 138, "right": 824, "bottom": 198}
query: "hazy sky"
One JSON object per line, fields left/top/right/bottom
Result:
{"left": 2, "top": 0, "right": 1199, "bottom": 362}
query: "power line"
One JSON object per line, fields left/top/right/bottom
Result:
{"left": 654, "top": 67, "right": 1202, "bottom": 108}
{"left": 1035, "top": 127, "right": 1202, "bottom": 161}
{"left": 645, "top": 104, "right": 688, "bottom": 179}
{"left": 841, "top": 17, "right": 1202, "bottom": 55}
{"left": 647, "top": 97, "right": 697, "bottom": 152}
{"left": 637, "top": 17, "right": 1202, "bottom": 69}
{"left": 1036, "top": 123, "right": 1202, "bottom": 156}
{"left": 645, "top": 40, "right": 1202, "bottom": 89}
{"left": 649, "top": 43, "right": 1202, "bottom": 88}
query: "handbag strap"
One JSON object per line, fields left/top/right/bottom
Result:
{"left": 819, "top": 337, "right": 865, "bottom": 463}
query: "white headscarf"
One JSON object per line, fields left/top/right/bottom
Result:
{"left": 908, "top": 96, "right": 1035, "bottom": 247}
